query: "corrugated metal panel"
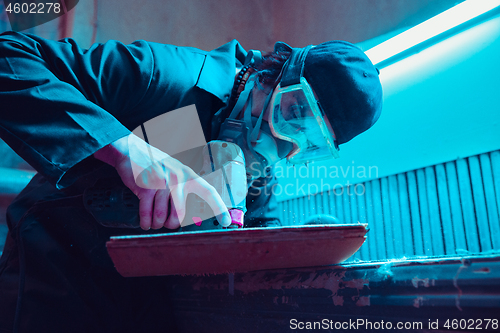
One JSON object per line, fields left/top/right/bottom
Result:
{"left": 277, "top": 150, "right": 500, "bottom": 262}
{"left": 371, "top": 179, "right": 386, "bottom": 259}
{"left": 486, "top": 152, "right": 500, "bottom": 248}
{"left": 407, "top": 170, "right": 424, "bottom": 256}
{"left": 445, "top": 161, "right": 467, "bottom": 252}
{"left": 364, "top": 181, "right": 377, "bottom": 260}
{"left": 381, "top": 177, "right": 394, "bottom": 258}
{"left": 416, "top": 168, "right": 433, "bottom": 256}
{"left": 426, "top": 166, "right": 445, "bottom": 255}
{"left": 470, "top": 156, "right": 492, "bottom": 252}
{"left": 357, "top": 188, "right": 369, "bottom": 261}
{"left": 397, "top": 173, "right": 414, "bottom": 256}
{"left": 436, "top": 163, "right": 455, "bottom": 255}
{"left": 456, "top": 158, "right": 480, "bottom": 252}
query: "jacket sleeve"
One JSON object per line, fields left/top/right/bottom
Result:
{"left": 0, "top": 32, "right": 204, "bottom": 189}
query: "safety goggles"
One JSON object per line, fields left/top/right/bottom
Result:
{"left": 269, "top": 77, "right": 340, "bottom": 164}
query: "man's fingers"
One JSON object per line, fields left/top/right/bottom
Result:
{"left": 164, "top": 199, "right": 181, "bottom": 229}
{"left": 138, "top": 191, "right": 155, "bottom": 230}
{"left": 189, "top": 180, "right": 231, "bottom": 227}
{"left": 151, "top": 189, "right": 169, "bottom": 229}
{"left": 166, "top": 187, "right": 185, "bottom": 228}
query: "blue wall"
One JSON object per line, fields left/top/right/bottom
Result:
{"left": 275, "top": 12, "right": 500, "bottom": 202}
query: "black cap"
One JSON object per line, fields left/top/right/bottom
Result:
{"left": 275, "top": 41, "right": 383, "bottom": 145}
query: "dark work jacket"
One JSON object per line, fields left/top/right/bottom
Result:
{"left": 0, "top": 32, "right": 279, "bottom": 332}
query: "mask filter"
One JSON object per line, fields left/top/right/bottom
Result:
{"left": 217, "top": 118, "right": 268, "bottom": 183}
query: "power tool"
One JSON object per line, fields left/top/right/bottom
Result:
{"left": 83, "top": 141, "right": 247, "bottom": 230}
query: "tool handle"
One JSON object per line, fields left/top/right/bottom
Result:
{"left": 83, "top": 177, "right": 140, "bottom": 228}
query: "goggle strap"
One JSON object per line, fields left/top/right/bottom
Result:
{"left": 280, "top": 45, "right": 313, "bottom": 88}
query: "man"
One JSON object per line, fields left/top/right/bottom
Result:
{"left": 0, "top": 31, "right": 382, "bottom": 332}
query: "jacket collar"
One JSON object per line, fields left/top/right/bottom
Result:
{"left": 196, "top": 39, "right": 247, "bottom": 105}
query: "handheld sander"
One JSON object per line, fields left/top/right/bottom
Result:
{"left": 83, "top": 140, "right": 247, "bottom": 230}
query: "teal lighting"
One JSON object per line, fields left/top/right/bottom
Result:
{"left": 366, "top": 0, "right": 500, "bottom": 68}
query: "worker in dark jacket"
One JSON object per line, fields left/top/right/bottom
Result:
{"left": 0, "top": 31, "right": 382, "bottom": 332}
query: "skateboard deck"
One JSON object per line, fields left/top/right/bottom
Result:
{"left": 106, "top": 224, "right": 368, "bottom": 277}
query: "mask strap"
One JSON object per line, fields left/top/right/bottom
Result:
{"left": 243, "top": 89, "right": 254, "bottom": 141}
{"left": 228, "top": 79, "right": 255, "bottom": 119}
{"left": 249, "top": 89, "right": 273, "bottom": 143}
{"left": 244, "top": 50, "right": 262, "bottom": 67}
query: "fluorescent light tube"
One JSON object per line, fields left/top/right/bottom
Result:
{"left": 366, "top": 0, "right": 500, "bottom": 66}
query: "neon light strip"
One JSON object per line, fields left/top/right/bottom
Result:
{"left": 365, "top": 0, "right": 500, "bottom": 66}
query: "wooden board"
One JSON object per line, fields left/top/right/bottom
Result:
{"left": 106, "top": 224, "right": 368, "bottom": 277}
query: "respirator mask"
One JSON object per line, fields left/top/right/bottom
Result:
{"left": 217, "top": 45, "right": 340, "bottom": 184}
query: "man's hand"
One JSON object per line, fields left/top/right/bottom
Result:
{"left": 94, "top": 133, "right": 232, "bottom": 230}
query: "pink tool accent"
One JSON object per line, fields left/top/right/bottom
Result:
{"left": 228, "top": 209, "right": 244, "bottom": 228}
{"left": 192, "top": 217, "right": 203, "bottom": 226}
